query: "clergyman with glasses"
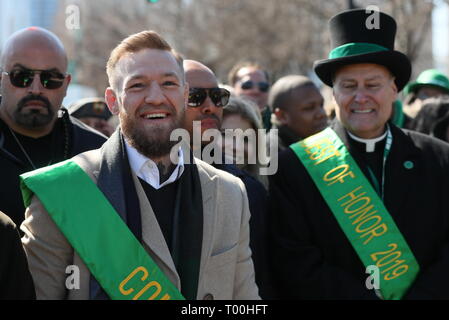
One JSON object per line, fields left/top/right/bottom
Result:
{"left": 0, "top": 27, "right": 106, "bottom": 227}
{"left": 227, "top": 61, "right": 272, "bottom": 130}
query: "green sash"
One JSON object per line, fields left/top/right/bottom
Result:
{"left": 290, "top": 128, "right": 419, "bottom": 300}
{"left": 20, "top": 160, "right": 185, "bottom": 300}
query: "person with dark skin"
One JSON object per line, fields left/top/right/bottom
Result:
{"left": 267, "top": 75, "right": 328, "bottom": 153}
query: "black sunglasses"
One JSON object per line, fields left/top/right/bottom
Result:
{"left": 240, "top": 80, "right": 270, "bottom": 92}
{"left": 3, "top": 68, "right": 67, "bottom": 89}
{"left": 188, "top": 87, "right": 230, "bottom": 107}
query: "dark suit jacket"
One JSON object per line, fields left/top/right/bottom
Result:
{"left": 0, "top": 211, "right": 35, "bottom": 299}
{"left": 0, "top": 109, "right": 107, "bottom": 226}
{"left": 268, "top": 121, "right": 449, "bottom": 299}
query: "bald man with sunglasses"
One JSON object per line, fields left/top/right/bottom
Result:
{"left": 183, "top": 59, "right": 274, "bottom": 299}
{"left": 0, "top": 27, "right": 106, "bottom": 227}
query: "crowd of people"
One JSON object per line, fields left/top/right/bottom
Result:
{"left": 1, "top": 7, "right": 449, "bottom": 300}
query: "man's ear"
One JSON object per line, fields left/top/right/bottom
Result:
{"left": 61, "top": 74, "right": 72, "bottom": 98}
{"left": 105, "top": 87, "right": 119, "bottom": 115}
{"left": 274, "top": 108, "right": 288, "bottom": 125}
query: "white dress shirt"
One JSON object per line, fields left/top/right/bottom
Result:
{"left": 125, "top": 140, "right": 185, "bottom": 190}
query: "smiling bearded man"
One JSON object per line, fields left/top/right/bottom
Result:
{"left": 21, "top": 30, "right": 259, "bottom": 301}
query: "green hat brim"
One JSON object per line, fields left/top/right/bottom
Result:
{"left": 314, "top": 50, "right": 411, "bottom": 92}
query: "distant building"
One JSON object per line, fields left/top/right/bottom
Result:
{"left": 0, "top": 0, "right": 60, "bottom": 48}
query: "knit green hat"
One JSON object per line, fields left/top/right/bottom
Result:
{"left": 403, "top": 69, "right": 449, "bottom": 96}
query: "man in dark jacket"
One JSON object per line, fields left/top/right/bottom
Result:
{"left": 0, "top": 27, "right": 106, "bottom": 227}
{"left": 268, "top": 9, "right": 449, "bottom": 300}
{"left": 0, "top": 210, "right": 35, "bottom": 299}
{"left": 183, "top": 59, "right": 273, "bottom": 298}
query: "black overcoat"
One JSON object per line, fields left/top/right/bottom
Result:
{"left": 268, "top": 121, "right": 449, "bottom": 299}
{"left": 0, "top": 211, "right": 35, "bottom": 299}
{"left": 0, "top": 109, "right": 107, "bottom": 227}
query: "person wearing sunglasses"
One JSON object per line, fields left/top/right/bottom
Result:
{"left": 182, "top": 60, "right": 230, "bottom": 147}
{"left": 183, "top": 59, "right": 274, "bottom": 299}
{"left": 0, "top": 27, "right": 107, "bottom": 229}
{"left": 228, "top": 61, "right": 272, "bottom": 130}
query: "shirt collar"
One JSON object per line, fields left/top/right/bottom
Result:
{"left": 347, "top": 128, "right": 388, "bottom": 153}
{"left": 125, "top": 140, "right": 185, "bottom": 189}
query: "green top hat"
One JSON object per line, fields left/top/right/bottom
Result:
{"left": 403, "top": 69, "right": 449, "bottom": 96}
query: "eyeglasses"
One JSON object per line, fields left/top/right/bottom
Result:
{"left": 240, "top": 80, "right": 270, "bottom": 92}
{"left": 188, "top": 87, "right": 230, "bottom": 107}
{"left": 3, "top": 68, "right": 67, "bottom": 89}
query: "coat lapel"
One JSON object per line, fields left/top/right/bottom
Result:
{"left": 96, "top": 137, "right": 218, "bottom": 293}
{"left": 131, "top": 172, "right": 181, "bottom": 287}
{"left": 96, "top": 131, "right": 180, "bottom": 286}
{"left": 96, "top": 130, "right": 128, "bottom": 220}
{"left": 194, "top": 160, "right": 216, "bottom": 285}
{"left": 382, "top": 126, "right": 421, "bottom": 215}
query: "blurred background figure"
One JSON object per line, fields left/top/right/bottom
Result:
{"left": 68, "top": 97, "right": 116, "bottom": 137}
{"left": 410, "top": 96, "right": 449, "bottom": 143}
{"left": 221, "top": 96, "right": 268, "bottom": 189}
{"left": 402, "top": 69, "right": 449, "bottom": 118}
{"left": 227, "top": 61, "right": 272, "bottom": 130}
{"left": 267, "top": 75, "right": 328, "bottom": 153}
{"left": 390, "top": 99, "right": 414, "bottom": 129}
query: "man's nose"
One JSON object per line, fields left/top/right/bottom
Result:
{"left": 27, "top": 73, "right": 43, "bottom": 94}
{"left": 144, "top": 81, "right": 165, "bottom": 105}
{"left": 201, "top": 96, "right": 219, "bottom": 114}
{"left": 354, "top": 88, "right": 370, "bottom": 104}
{"left": 316, "top": 105, "right": 327, "bottom": 119}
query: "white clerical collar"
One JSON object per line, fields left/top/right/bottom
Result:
{"left": 125, "top": 140, "right": 185, "bottom": 189}
{"left": 347, "top": 129, "right": 388, "bottom": 153}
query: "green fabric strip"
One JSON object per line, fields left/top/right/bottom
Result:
{"left": 391, "top": 100, "right": 405, "bottom": 128}
{"left": 329, "top": 42, "right": 388, "bottom": 59}
{"left": 290, "top": 128, "right": 419, "bottom": 300}
{"left": 20, "top": 160, "right": 185, "bottom": 300}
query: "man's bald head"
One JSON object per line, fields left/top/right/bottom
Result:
{"left": 0, "top": 27, "right": 71, "bottom": 137}
{"left": 182, "top": 60, "right": 223, "bottom": 144}
{"left": 183, "top": 59, "right": 218, "bottom": 87}
{"left": 1, "top": 27, "right": 68, "bottom": 71}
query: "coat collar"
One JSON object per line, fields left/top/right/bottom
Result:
{"left": 95, "top": 132, "right": 217, "bottom": 293}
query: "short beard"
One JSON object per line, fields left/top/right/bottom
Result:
{"left": 14, "top": 95, "right": 55, "bottom": 128}
{"left": 121, "top": 108, "right": 185, "bottom": 159}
